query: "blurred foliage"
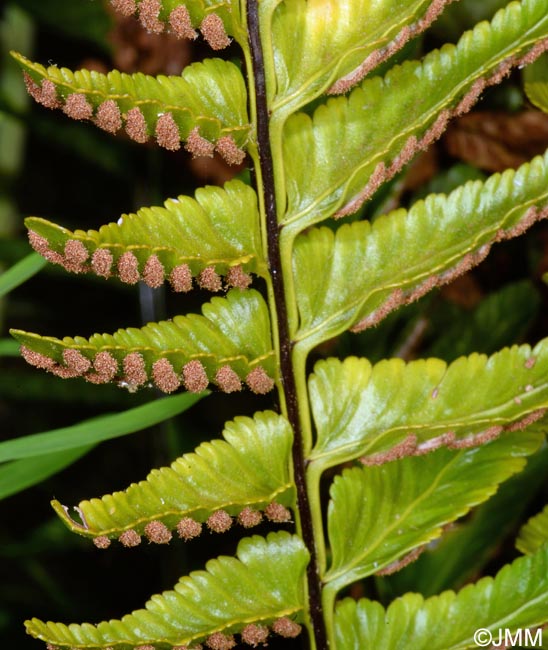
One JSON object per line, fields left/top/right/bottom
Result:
{"left": 1, "top": 1, "right": 548, "bottom": 648}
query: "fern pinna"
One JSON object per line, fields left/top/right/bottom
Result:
{"left": 10, "top": 0, "right": 548, "bottom": 649}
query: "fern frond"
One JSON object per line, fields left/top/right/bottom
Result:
{"left": 270, "top": 0, "right": 453, "bottom": 113}
{"left": 13, "top": 52, "right": 249, "bottom": 158}
{"left": 309, "top": 340, "right": 548, "bottom": 470}
{"left": 324, "top": 430, "right": 541, "bottom": 595}
{"left": 11, "top": 289, "right": 276, "bottom": 394}
{"left": 377, "top": 444, "right": 548, "bottom": 598}
{"left": 282, "top": 0, "right": 548, "bottom": 229}
{"left": 108, "top": 0, "right": 244, "bottom": 48}
{"left": 25, "top": 179, "right": 265, "bottom": 289}
{"left": 26, "top": 531, "right": 308, "bottom": 649}
{"left": 335, "top": 543, "right": 548, "bottom": 649}
{"left": 517, "top": 504, "right": 548, "bottom": 555}
{"left": 52, "top": 411, "right": 293, "bottom": 542}
{"left": 524, "top": 51, "right": 548, "bottom": 112}
{"left": 294, "top": 152, "right": 548, "bottom": 347}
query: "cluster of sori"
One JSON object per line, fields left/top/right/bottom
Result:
{"left": 23, "top": 71, "right": 245, "bottom": 162}
{"left": 91, "top": 502, "right": 291, "bottom": 550}
{"left": 20, "top": 346, "right": 275, "bottom": 395}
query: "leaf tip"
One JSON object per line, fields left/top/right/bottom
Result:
{"left": 20, "top": 345, "right": 56, "bottom": 370}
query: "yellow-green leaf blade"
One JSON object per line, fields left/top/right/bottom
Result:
{"left": 325, "top": 430, "right": 541, "bottom": 592}
{"left": 294, "top": 151, "right": 548, "bottom": 346}
{"left": 53, "top": 411, "right": 294, "bottom": 539}
{"left": 25, "top": 179, "right": 266, "bottom": 286}
{"left": 523, "top": 51, "right": 548, "bottom": 111}
{"left": 310, "top": 339, "right": 548, "bottom": 469}
{"left": 282, "top": 0, "right": 548, "bottom": 230}
{"left": 13, "top": 51, "right": 250, "bottom": 152}
{"left": 270, "top": 0, "right": 451, "bottom": 113}
{"left": 26, "top": 531, "right": 309, "bottom": 649}
{"left": 335, "top": 543, "right": 548, "bottom": 650}
{"left": 10, "top": 289, "right": 277, "bottom": 394}
{"left": 517, "top": 504, "right": 548, "bottom": 555}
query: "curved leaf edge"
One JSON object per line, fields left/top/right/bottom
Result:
{"left": 282, "top": 2, "right": 548, "bottom": 229}
{"left": 334, "top": 542, "right": 548, "bottom": 649}
{"left": 13, "top": 51, "right": 250, "bottom": 160}
{"left": 51, "top": 410, "right": 295, "bottom": 543}
{"left": 309, "top": 338, "right": 548, "bottom": 469}
{"left": 294, "top": 149, "right": 548, "bottom": 347}
{"left": 516, "top": 503, "right": 548, "bottom": 555}
{"left": 10, "top": 289, "right": 277, "bottom": 396}
{"left": 24, "top": 179, "right": 266, "bottom": 291}
{"left": 25, "top": 531, "right": 309, "bottom": 650}
{"left": 327, "top": 0, "right": 457, "bottom": 95}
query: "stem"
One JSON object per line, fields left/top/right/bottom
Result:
{"left": 246, "top": 3, "right": 328, "bottom": 649}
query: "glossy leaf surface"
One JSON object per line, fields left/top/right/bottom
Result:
{"left": 294, "top": 152, "right": 548, "bottom": 346}
{"left": 11, "top": 289, "right": 276, "bottom": 392}
{"left": 282, "top": 0, "right": 548, "bottom": 230}
{"left": 325, "top": 431, "right": 541, "bottom": 592}
{"left": 14, "top": 52, "right": 249, "bottom": 149}
{"left": 309, "top": 340, "right": 548, "bottom": 469}
{"left": 53, "top": 411, "right": 294, "bottom": 539}
{"left": 381, "top": 445, "right": 548, "bottom": 598}
{"left": 269, "top": 0, "right": 450, "bottom": 112}
{"left": 26, "top": 531, "right": 308, "bottom": 649}
{"left": 25, "top": 180, "right": 266, "bottom": 285}
{"left": 335, "top": 543, "right": 548, "bottom": 649}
